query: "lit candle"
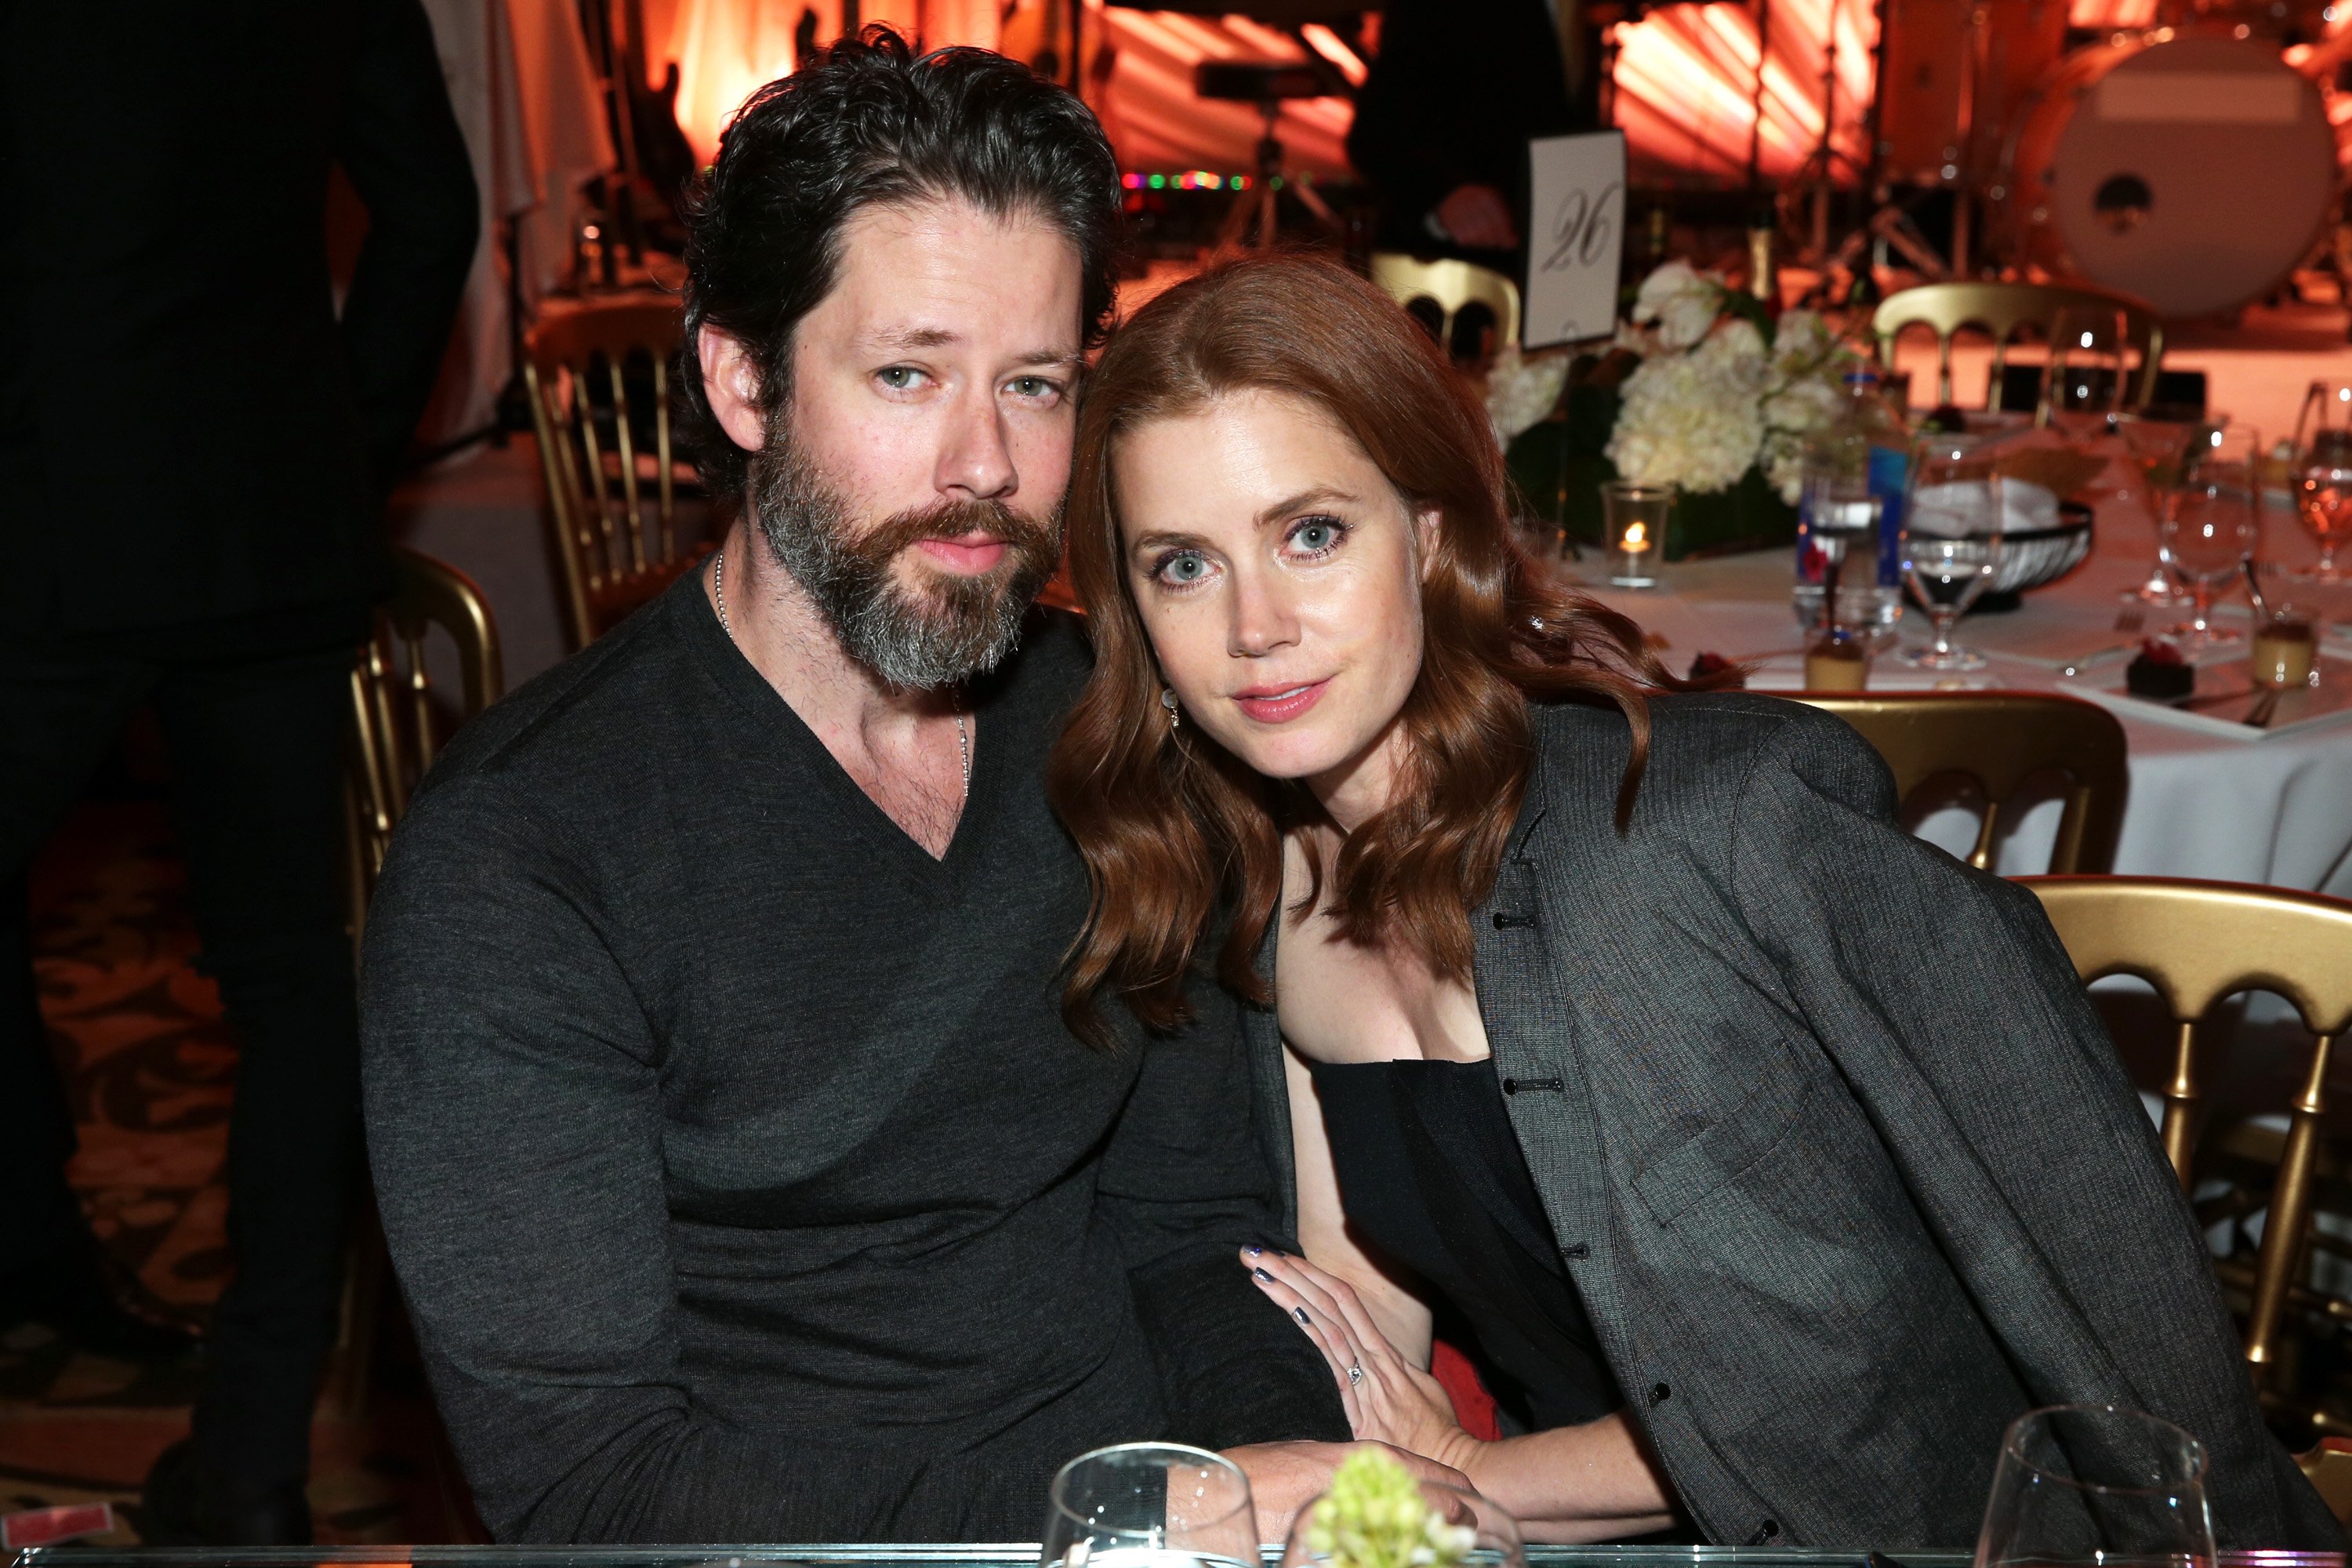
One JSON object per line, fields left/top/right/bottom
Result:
{"left": 1621, "top": 521, "right": 1650, "bottom": 554}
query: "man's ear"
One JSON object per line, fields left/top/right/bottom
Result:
{"left": 697, "top": 327, "right": 771, "bottom": 454}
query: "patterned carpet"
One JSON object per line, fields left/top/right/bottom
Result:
{"left": 0, "top": 745, "right": 477, "bottom": 1545}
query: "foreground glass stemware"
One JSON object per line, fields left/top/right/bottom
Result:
{"left": 1974, "top": 1403, "right": 2215, "bottom": 1568}
{"left": 2159, "top": 425, "right": 2261, "bottom": 648}
{"left": 2290, "top": 379, "right": 2352, "bottom": 583}
{"left": 2115, "top": 412, "right": 2195, "bottom": 605}
{"left": 1044, "top": 1443, "right": 1259, "bottom": 1568}
{"left": 1902, "top": 439, "right": 2005, "bottom": 670}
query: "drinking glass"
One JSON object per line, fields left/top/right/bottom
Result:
{"left": 2288, "top": 379, "right": 2352, "bottom": 583}
{"left": 2114, "top": 413, "right": 2196, "bottom": 604}
{"left": 1901, "top": 439, "right": 2005, "bottom": 670}
{"left": 1281, "top": 1482, "right": 1523, "bottom": 1568}
{"left": 1974, "top": 1404, "right": 2214, "bottom": 1568}
{"left": 2038, "top": 306, "right": 2129, "bottom": 437}
{"left": 2159, "top": 425, "right": 2261, "bottom": 648}
{"left": 1044, "top": 1444, "right": 1260, "bottom": 1568}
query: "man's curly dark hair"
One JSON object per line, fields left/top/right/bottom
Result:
{"left": 676, "top": 28, "right": 1123, "bottom": 502}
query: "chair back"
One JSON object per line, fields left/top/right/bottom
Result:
{"left": 1370, "top": 253, "right": 1521, "bottom": 358}
{"left": 347, "top": 545, "right": 504, "bottom": 931}
{"left": 524, "top": 296, "right": 691, "bottom": 649}
{"left": 2020, "top": 875, "right": 2352, "bottom": 1384}
{"left": 1872, "top": 281, "right": 2165, "bottom": 410}
{"left": 1791, "top": 692, "right": 2127, "bottom": 873}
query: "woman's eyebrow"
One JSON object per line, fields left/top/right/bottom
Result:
{"left": 1128, "top": 528, "right": 1210, "bottom": 556}
{"left": 1254, "top": 487, "right": 1356, "bottom": 527}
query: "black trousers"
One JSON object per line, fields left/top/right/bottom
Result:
{"left": 0, "top": 633, "right": 360, "bottom": 1487}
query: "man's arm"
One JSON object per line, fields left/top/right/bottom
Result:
{"left": 1092, "top": 980, "right": 1350, "bottom": 1452}
{"left": 1727, "top": 708, "right": 2342, "bottom": 1551}
{"left": 336, "top": 0, "right": 478, "bottom": 482}
{"left": 362, "top": 774, "right": 1022, "bottom": 1541}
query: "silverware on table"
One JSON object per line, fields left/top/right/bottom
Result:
{"left": 2245, "top": 688, "right": 2283, "bottom": 729}
{"left": 2114, "top": 600, "right": 2147, "bottom": 633}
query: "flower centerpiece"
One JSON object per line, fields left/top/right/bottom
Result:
{"left": 1501, "top": 260, "right": 1865, "bottom": 560}
{"left": 1294, "top": 1447, "right": 1479, "bottom": 1568}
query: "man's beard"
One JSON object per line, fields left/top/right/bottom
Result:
{"left": 747, "top": 427, "right": 1062, "bottom": 691}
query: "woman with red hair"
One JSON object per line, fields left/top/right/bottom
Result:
{"left": 1046, "top": 255, "right": 2334, "bottom": 1548}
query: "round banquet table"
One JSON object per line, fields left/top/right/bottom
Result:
{"left": 1554, "top": 472, "right": 2352, "bottom": 898}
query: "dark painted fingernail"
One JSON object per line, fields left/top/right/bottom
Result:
{"left": 1293, "top": 1305, "right": 1312, "bottom": 1325}
{"left": 1247, "top": 1245, "right": 1264, "bottom": 1257}
{"left": 1254, "top": 1267, "right": 1276, "bottom": 1283}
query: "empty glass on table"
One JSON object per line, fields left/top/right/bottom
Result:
{"left": 2289, "top": 379, "right": 2352, "bottom": 583}
{"left": 1901, "top": 438, "right": 2005, "bottom": 671}
{"left": 2038, "top": 306, "right": 2130, "bottom": 438}
{"left": 1973, "top": 1403, "right": 2215, "bottom": 1568}
{"left": 2158, "top": 424, "right": 2262, "bottom": 648}
{"left": 1043, "top": 1443, "right": 1260, "bottom": 1568}
{"left": 2114, "top": 412, "right": 2196, "bottom": 605}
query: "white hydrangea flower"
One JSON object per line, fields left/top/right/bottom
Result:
{"left": 1606, "top": 320, "right": 1766, "bottom": 495}
{"left": 1483, "top": 343, "right": 1574, "bottom": 445}
{"left": 1630, "top": 259, "right": 1722, "bottom": 350}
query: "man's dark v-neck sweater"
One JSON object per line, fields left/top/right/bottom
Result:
{"left": 359, "top": 573, "right": 1344, "bottom": 1543}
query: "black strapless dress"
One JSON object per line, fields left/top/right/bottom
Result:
{"left": 1308, "top": 1056, "right": 1623, "bottom": 1432}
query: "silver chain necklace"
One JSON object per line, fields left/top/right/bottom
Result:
{"left": 713, "top": 547, "right": 970, "bottom": 794}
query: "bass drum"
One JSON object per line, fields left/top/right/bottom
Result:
{"left": 2007, "top": 34, "right": 2339, "bottom": 318}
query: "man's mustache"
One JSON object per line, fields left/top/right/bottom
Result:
{"left": 859, "top": 497, "right": 1062, "bottom": 570}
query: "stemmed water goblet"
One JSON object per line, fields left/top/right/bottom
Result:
{"left": 2114, "top": 412, "right": 2195, "bottom": 605}
{"left": 2158, "top": 425, "right": 2261, "bottom": 648}
{"left": 2038, "top": 305, "right": 2130, "bottom": 438}
{"left": 1901, "top": 438, "right": 2005, "bottom": 671}
{"left": 2288, "top": 379, "right": 2352, "bottom": 583}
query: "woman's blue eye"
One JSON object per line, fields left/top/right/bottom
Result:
{"left": 1291, "top": 517, "right": 1344, "bottom": 553}
{"left": 1160, "top": 552, "right": 1209, "bottom": 584}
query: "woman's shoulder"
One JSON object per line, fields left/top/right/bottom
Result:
{"left": 1526, "top": 691, "right": 1892, "bottom": 829}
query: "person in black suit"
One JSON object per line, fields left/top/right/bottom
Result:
{"left": 1345, "top": 0, "right": 1595, "bottom": 278}
{"left": 0, "top": 0, "right": 477, "bottom": 1542}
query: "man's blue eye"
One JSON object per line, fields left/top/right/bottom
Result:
{"left": 880, "top": 367, "right": 918, "bottom": 390}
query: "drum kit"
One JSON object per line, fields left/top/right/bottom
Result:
{"left": 1821, "top": 0, "right": 2343, "bottom": 316}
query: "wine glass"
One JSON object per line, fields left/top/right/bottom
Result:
{"left": 2114, "top": 412, "right": 2196, "bottom": 604}
{"left": 1281, "top": 1481, "right": 1523, "bottom": 1568}
{"left": 1974, "top": 1404, "right": 2214, "bottom": 1568}
{"left": 2159, "top": 425, "right": 2261, "bottom": 648}
{"left": 2038, "top": 306, "right": 2130, "bottom": 437}
{"left": 2288, "top": 379, "right": 2352, "bottom": 583}
{"left": 1044, "top": 1443, "right": 1260, "bottom": 1568}
{"left": 1901, "top": 438, "right": 2005, "bottom": 670}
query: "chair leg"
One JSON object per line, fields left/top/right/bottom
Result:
{"left": 2247, "top": 1033, "right": 2336, "bottom": 1381}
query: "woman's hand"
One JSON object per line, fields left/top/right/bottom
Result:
{"left": 1244, "top": 1247, "right": 1479, "bottom": 1475}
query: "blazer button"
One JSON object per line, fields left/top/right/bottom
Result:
{"left": 1649, "top": 1381, "right": 1671, "bottom": 1406}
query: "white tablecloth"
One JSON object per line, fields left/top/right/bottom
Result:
{"left": 1563, "top": 477, "right": 2352, "bottom": 897}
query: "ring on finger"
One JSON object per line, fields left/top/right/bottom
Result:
{"left": 1347, "top": 1363, "right": 1365, "bottom": 1388}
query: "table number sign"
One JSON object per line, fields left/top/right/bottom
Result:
{"left": 1525, "top": 130, "right": 1627, "bottom": 350}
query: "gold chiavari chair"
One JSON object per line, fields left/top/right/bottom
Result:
{"left": 1370, "top": 253, "right": 1521, "bottom": 361}
{"left": 333, "top": 543, "right": 502, "bottom": 1417}
{"left": 1792, "top": 692, "right": 2128, "bottom": 874}
{"left": 1872, "top": 280, "right": 2165, "bottom": 411}
{"left": 524, "top": 296, "right": 694, "bottom": 650}
{"left": 2020, "top": 876, "right": 2352, "bottom": 1406}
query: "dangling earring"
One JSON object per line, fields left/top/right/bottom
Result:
{"left": 1160, "top": 688, "right": 1181, "bottom": 732}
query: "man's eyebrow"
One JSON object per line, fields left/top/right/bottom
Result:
{"left": 1254, "top": 487, "right": 1356, "bottom": 527}
{"left": 858, "top": 327, "right": 1080, "bottom": 369}
{"left": 1014, "top": 348, "right": 1086, "bottom": 371}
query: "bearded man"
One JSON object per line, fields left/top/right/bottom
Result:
{"left": 358, "top": 32, "right": 1421, "bottom": 1544}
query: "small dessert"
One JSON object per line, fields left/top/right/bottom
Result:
{"left": 1803, "top": 629, "right": 1870, "bottom": 691}
{"left": 2125, "top": 638, "right": 2194, "bottom": 701}
{"left": 2252, "top": 609, "right": 2317, "bottom": 690}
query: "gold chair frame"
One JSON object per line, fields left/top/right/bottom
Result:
{"left": 334, "top": 544, "right": 502, "bottom": 1419}
{"left": 524, "top": 297, "right": 692, "bottom": 650}
{"left": 1872, "top": 281, "right": 2166, "bottom": 411}
{"left": 2020, "top": 875, "right": 2352, "bottom": 1388}
{"left": 1793, "top": 692, "right": 2127, "bottom": 874}
{"left": 1370, "top": 253, "right": 1521, "bottom": 358}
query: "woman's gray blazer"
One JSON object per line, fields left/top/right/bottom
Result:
{"left": 1241, "top": 691, "right": 2340, "bottom": 1549}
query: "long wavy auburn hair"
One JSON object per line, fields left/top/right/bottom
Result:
{"left": 1047, "top": 254, "right": 1689, "bottom": 1047}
